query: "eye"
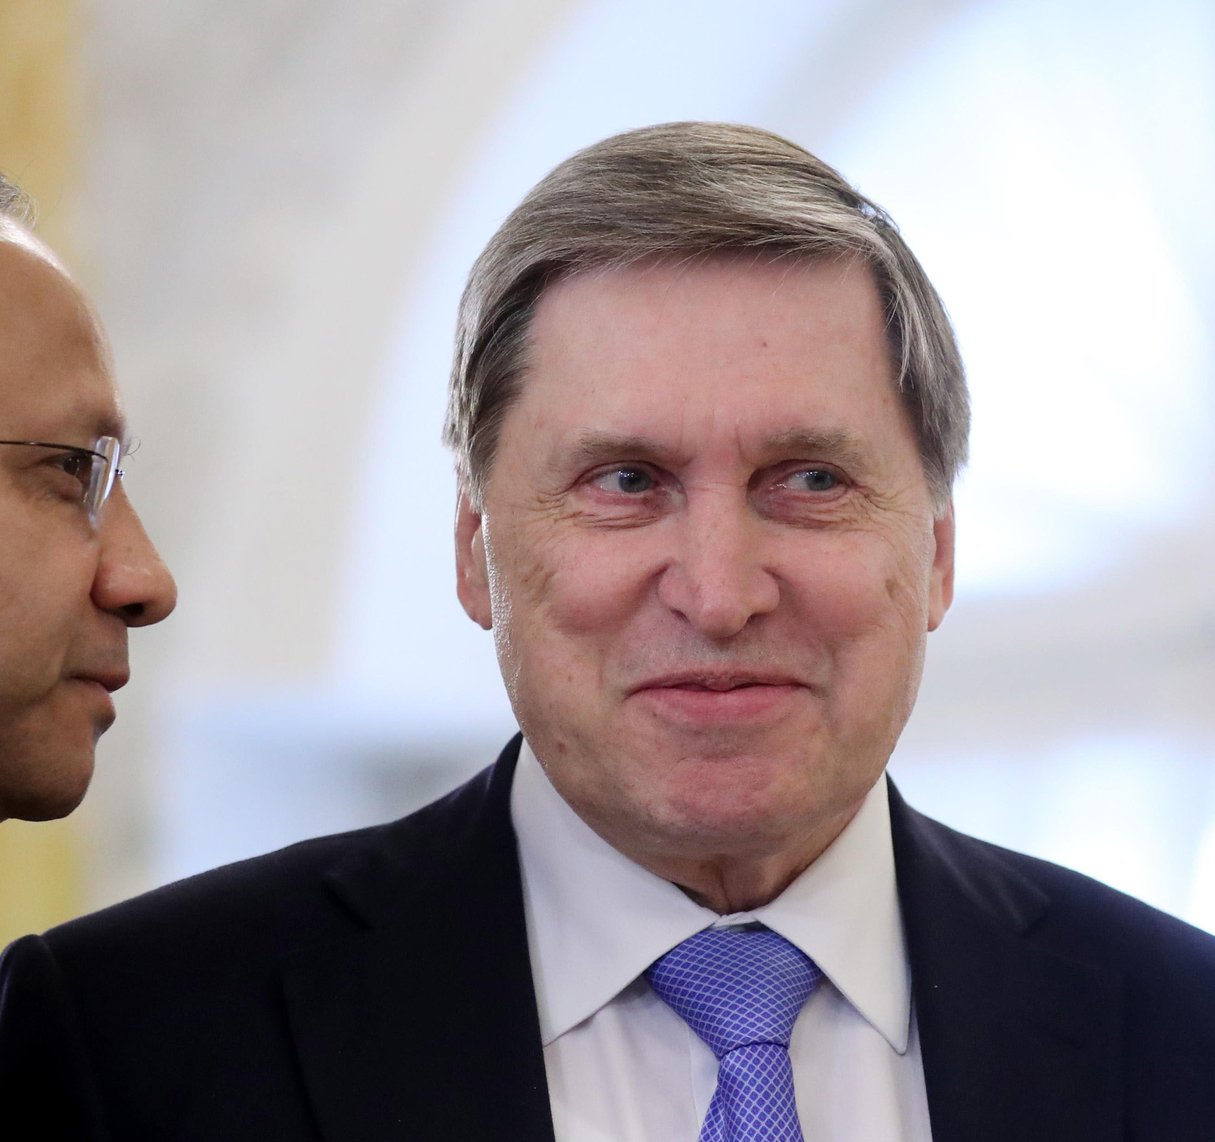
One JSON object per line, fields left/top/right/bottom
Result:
{"left": 591, "top": 466, "right": 656, "bottom": 495}
{"left": 48, "top": 450, "right": 96, "bottom": 498}
{"left": 780, "top": 467, "right": 839, "bottom": 493}
{"left": 38, "top": 447, "right": 97, "bottom": 500}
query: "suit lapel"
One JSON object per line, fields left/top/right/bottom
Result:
{"left": 890, "top": 786, "right": 1124, "bottom": 1142}
{"left": 274, "top": 744, "right": 1128, "bottom": 1140}
{"left": 281, "top": 741, "right": 556, "bottom": 1142}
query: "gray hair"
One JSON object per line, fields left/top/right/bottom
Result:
{"left": 0, "top": 171, "right": 33, "bottom": 223}
{"left": 444, "top": 121, "right": 968, "bottom": 510}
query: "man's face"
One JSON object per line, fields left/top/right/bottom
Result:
{"left": 0, "top": 229, "right": 177, "bottom": 821}
{"left": 456, "top": 256, "right": 953, "bottom": 875}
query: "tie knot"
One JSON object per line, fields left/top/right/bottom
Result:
{"left": 645, "top": 926, "right": 821, "bottom": 1059}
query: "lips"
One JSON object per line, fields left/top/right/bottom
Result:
{"left": 70, "top": 668, "right": 130, "bottom": 693}
{"left": 631, "top": 669, "right": 806, "bottom": 693}
{"left": 628, "top": 670, "right": 808, "bottom": 724}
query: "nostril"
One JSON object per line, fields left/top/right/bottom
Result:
{"left": 121, "top": 602, "right": 146, "bottom": 621}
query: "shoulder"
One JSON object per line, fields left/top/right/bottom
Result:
{"left": 893, "top": 788, "right": 1215, "bottom": 984}
{"left": 28, "top": 756, "right": 509, "bottom": 973}
{"left": 0, "top": 749, "right": 526, "bottom": 1134}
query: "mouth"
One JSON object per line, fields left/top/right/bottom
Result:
{"left": 71, "top": 669, "right": 130, "bottom": 694}
{"left": 632, "top": 670, "right": 805, "bottom": 693}
{"left": 64, "top": 673, "right": 123, "bottom": 734}
{"left": 629, "top": 671, "right": 808, "bottom": 724}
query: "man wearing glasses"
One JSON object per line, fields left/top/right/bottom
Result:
{"left": 0, "top": 174, "right": 176, "bottom": 822}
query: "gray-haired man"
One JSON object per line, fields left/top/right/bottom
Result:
{"left": 1, "top": 125, "right": 1211, "bottom": 1141}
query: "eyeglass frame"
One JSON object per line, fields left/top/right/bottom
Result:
{"left": 0, "top": 436, "right": 124, "bottom": 527}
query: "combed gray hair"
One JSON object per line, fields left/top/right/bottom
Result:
{"left": 0, "top": 171, "right": 33, "bottom": 223}
{"left": 444, "top": 121, "right": 968, "bottom": 510}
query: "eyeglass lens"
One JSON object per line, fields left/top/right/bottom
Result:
{"left": 87, "top": 436, "right": 122, "bottom": 523}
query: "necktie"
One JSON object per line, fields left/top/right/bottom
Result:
{"left": 645, "top": 925, "right": 821, "bottom": 1141}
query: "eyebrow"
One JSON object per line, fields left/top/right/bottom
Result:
{"left": 101, "top": 414, "right": 130, "bottom": 445}
{"left": 567, "top": 432, "right": 677, "bottom": 470}
{"left": 761, "top": 428, "right": 870, "bottom": 471}
{"left": 56, "top": 403, "right": 128, "bottom": 448}
{"left": 566, "top": 427, "right": 873, "bottom": 472}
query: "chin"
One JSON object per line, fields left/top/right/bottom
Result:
{"left": 651, "top": 750, "right": 873, "bottom": 844}
{"left": 0, "top": 753, "right": 95, "bottom": 822}
{"left": 634, "top": 773, "right": 808, "bottom": 849}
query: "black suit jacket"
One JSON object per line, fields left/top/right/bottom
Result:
{"left": 2, "top": 736, "right": 1214, "bottom": 1140}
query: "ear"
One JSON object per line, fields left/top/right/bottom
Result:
{"left": 455, "top": 489, "right": 493, "bottom": 630}
{"left": 927, "top": 501, "right": 955, "bottom": 632}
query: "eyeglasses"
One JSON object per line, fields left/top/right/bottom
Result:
{"left": 0, "top": 436, "right": 124, "bottom": 527}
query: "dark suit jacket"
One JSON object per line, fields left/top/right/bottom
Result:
{"left": 2, "top": 735, "right": 1214, "bottom": 1140}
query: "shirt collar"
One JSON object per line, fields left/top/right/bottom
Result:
{"left": 510, "top": 740, "right": 911, "bottom": 1053}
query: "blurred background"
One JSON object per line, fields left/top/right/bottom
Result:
{"left": 1, "top": 0, "right": 1212, "bottom": 945}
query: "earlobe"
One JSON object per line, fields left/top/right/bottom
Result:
{"left": 455, "top": 491, "right": 493, "bottom": 630}
{"left": 927, "top": 502, "right": 956, "bottom": 632}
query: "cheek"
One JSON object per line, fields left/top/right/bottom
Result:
{"left": 881, "top": 526, "right": 937, "bottom": 631}
{"left": 0, "top": 553, "right": 87, "bottom": 664}
{"left": 499, "top": 527, "right": 654, "bottom": 640}
{"left": 794, "top": 531, "right": 932, "bottom": 653}
{"left": 0, "top": 602, "right": 65, "bottom": 708}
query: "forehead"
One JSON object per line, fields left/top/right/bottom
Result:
{"left": 0, "top": 235, "right": 123, "bottom": 442}
{"left": 532, "top": 252, "right": 890, "bottom": 369}
{"left": 517, "top": 256, "right": 901, "bottom": 452}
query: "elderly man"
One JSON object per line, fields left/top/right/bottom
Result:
{"left": 1, "top": 125, "right": 1212, "bottom": 1141}
{"left": 0, "top": 175, "right": 176, "bottom": 822}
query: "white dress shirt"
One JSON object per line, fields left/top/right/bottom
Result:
{"left": 509, "top": 741, "right": 933, "bottom": 1141}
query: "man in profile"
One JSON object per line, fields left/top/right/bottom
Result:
{"left": 0, "top": 173, "right": 176, "bottom": 822}
{"left": 1, "top": 125, "right": 1212, "bottom": 1140}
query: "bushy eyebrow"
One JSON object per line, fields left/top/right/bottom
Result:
{"left": 761, "top": 428, "right": 869, "bottom": 472}
{"left": 567, "top": 432, "right": 676, "bottom": 470}
{"left": 566, "top": 427, "right": 871, "bottom": 472}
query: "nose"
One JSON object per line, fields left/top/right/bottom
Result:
{"left": 91, "top": 486, "right": 178, "bottom": 626}
{"left": 656, "top": 491, "right": 779, "bottom": 639}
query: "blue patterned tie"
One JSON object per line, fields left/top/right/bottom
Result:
{"left": 645, "top": 925, "right": 821, "bottom": 1141}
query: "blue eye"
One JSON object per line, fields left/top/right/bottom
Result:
{"left": 787, "top": 468, "right": 838, "bottom": 492}
{"left": 595, "top": 467, "right": 655, "bottom": 494}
